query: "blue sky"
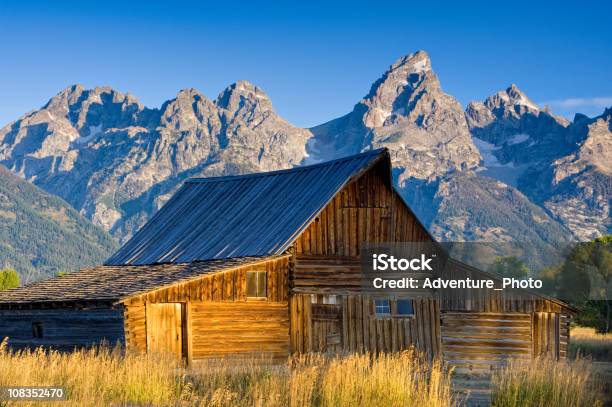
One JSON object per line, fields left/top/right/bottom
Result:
{"left": 0, "top": 1, "right": 610, "bottom": 127}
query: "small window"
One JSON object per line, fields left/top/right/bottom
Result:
{"left": 375, "top": 299, "right": 391, "bottom": 316}
{"left": 32, "top": 322, "right": 43, "bottom": 338}
{"left": 246, "top": 271, "right": 267, "bottom": 298}
{"left": 396, "top": 299, "right": 414, "bottom": 316}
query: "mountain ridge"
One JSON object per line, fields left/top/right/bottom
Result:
{"left": 0, "top": 51, "right": 609, "bottom": 255}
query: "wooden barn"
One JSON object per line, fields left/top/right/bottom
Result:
{"left": 0, "top": 148, "right": 575, "bottom": 369}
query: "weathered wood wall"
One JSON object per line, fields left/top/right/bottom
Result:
{"left": 295, "top": 161, "right": 432, "bottom": 257}
{"left": 441, "top": 260, "right": 569, "bottom": 314}
{"left": 290, "top": 294, "right": 440, "bottom": 358}
{"left": 532, "top": 312, "right": 561, "bottom": 359}
{"left": 441, "top": 312, "right": 532, "bottom": 371}
{"left": 189, "top": 301, "right": 289, "bottom": 362}
{"left": 125, "top": 258, "right": 289, "bottom": 304}
{"left": 0, "top": 306, "right": 124, "bottom": 351}
{"left": 122, "top": 257, "right": 290, "bottom": 360}
{"left": 289, "top": 163, "right": 439, "bottom": 358}
{"left": 559, "top": 313, "right": 570, "bottom": 359}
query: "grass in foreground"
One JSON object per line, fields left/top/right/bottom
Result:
{"left": 0, "top": 341, "right": 454, "bottom": 406}
{"left": 490, "top": 357, "right": 604, "bottom": 407}
{"left": 570, "top": 326, "right": 612, "bottom": 361}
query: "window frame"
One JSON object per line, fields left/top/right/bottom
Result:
{"left": 374, "top": 299, "right": 391, "bottom": 316}
{"left": 246, "top": 270, "right": 267, "bottom": 299}
{"left": 395, "top": 299, "right": 415, "bottom": 316}
{"left": 374, "top": 298, "right": 415, "bottom": 318}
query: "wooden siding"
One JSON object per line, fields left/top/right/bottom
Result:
{"left": 441, "top": 312, "right": 532, "bottom": 371}
{"left": 292, "top": 255, "right": 362, "bottom": 293}
{"left": 0, "top": 306, "right": 124, "bottom": 351}
{"left": 124, "top": 257, "right": 289, "bottom": 304}
{"left": 441, "top": 260, "right": 568, "bottom": 314}
{"left": 290, "top": 164, "right": 439, "bottom": 358}
{"left": 146, "top": 303, "right": 184, "bottom": 358}
{"left": 189, "top": 301, "right": 289, "bottom": 362}
{"left": 290, "top": 294, "right": 440, "bottom": 358}
{"left": 122, "top": 257, "right": 290, "bottom": 359}
{"left": 124, "top": 298, "right": 147, "bottom": 353}
{"left": 532, "top": 312, "right": 560, "bottom": 359}
{"left": 295, "top": 161, "right": 431, "bottom": 257}
{"left": 559, "top": 313, "right": 570, "bottom": 359}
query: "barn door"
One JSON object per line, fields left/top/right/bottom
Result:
{"left": 312, "top": 303, "right": 342, "bottom": 353}
{"left": 532, "top": 312, "right": 560, "bottom": 359}
{"left": 146, "top": 303, "right": 184, "bottom": 358}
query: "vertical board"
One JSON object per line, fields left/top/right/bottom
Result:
{"left": 146, "top": 303, "right": 183, "bottom": 358}
{"left": 533, "top": 312, "right": 560, "bottom": 359}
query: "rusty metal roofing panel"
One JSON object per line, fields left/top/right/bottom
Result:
{"left": 105, "top": 148, "right": 389, "bottom": 266}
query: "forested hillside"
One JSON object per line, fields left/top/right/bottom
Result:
{"left": 0, "top": 165, "right": 118, "bottom": 282}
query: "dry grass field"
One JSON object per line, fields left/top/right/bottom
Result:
{"left": 0, "top": 341, "right": 454, "bottom": 406}
{"left": 490, "top": 358, "right": 604, "bottom": 407}
{"left": 570, "top": 327, "right": 612, "bottom": 361}
{"left": 1, "top": 336, "right": 610, "bottom": 407}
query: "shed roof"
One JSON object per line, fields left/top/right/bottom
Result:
{"left": 106, "top": 148, "right": 390, "bottom": 266}
{"left": 0, "top": 256, "right": 278, "bottom": 305}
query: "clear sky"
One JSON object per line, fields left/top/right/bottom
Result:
{"left": 0, "top": 0, "right": 610, "bottom": 128}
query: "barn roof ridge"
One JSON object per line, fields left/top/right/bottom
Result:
{"left": 104, "top": 147, "right": 390, "bottom": 266}
{"left": 186, "top": 148, "right": 388, "bottom": 184}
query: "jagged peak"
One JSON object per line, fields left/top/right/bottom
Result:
{"left": 390, "top": 50, "right": 432, "bottom": 74}
{"left": 175, "top": 87, "right": 207, "bottom": 100}
{"left": 484, "top": 84, "right": 540, "bottom": 112}
{"left": 215, "top": 80, "right": 272, "bottom": 112}
{"left": 46, "top": 84, "right": 143, "bottom": 111}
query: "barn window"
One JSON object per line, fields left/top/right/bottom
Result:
{"left": 246, "top": 271, "right": 267, "bottom": 298}
{"left": 396, "top": 299, "right": 414, "bottom": 316}
{"left": 32, "top": 322, "right": 43, "bottom": 338}
{"left": 375, "top": 299, "right": 391, "bottom": 316}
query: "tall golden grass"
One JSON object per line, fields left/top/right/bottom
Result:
{"left": 0, "top": 341, "right": 454, "bottom": 406}
{"left": 490, "top": 357, "right": 604, "bottom": 407}
{"left": 570, "top": 327, "right": 612, "bottom": 361}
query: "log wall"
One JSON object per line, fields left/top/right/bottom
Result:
{"left": 289, "top": 163, "right": 441, "bottom": 358}
{"left": 290, "top": 294, "right": 440, "bottom": 358}
{"left": 189, "top": 301, "right": 289, "bottom": 362}
{"left": 440, "top": 260, "right": 568, "bottom": 314}
{"left": 441, "top": 312, "right": 532, "bottom": 371}
{"left": 0, "top": 306, "right": 124, "bottom": 351}
{"left": 122, "top": 257, "right": 290, "bottom": 360}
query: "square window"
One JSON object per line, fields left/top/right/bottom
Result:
{"left": 246, "top": 271, "right": 267, "bottom": 298}
{"left": 396, "top": 299, "right": 414, "bottom": 316}
{"left": 375, "top": 299, "right": 391, "bottom": 316}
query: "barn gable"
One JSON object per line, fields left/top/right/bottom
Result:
{"left": 106, "top": 149, "right": 390, "bottom": 266}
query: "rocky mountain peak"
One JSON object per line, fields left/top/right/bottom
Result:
{"left": 360, "top": 51, "right": 441, "bottom": 128}
{"left": 389, "top": 50, "right": 432, "bottom": 75}
{"left": 159, "top": 88, "right": 215, "bottom": 130}
{"left": 309, "top": 50, "right": 480, "bottom": 182}
{"left": 484, "top": 84, "right": 540, "bottom": 115}
{"left": 215, "top": 80, "right": 273, "bottom": 114}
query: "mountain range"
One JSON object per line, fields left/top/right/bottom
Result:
{"left": 0, "top": 50, "right": 609, "bottom": 277}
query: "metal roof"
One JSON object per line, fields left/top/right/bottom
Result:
{"left": 0, "top": 257, "right": 278, "bottom": 304}
{"left": 105, "top": 149, "right": 390, "bottom": 266}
